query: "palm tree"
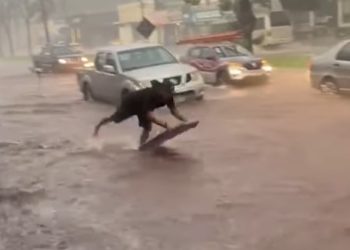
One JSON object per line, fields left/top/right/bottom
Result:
{"left": 233, "top": 0, "right": 256, "bottom": 52}
{"left": 17, "top": 0, "right": 55, "bottom": 55}
{"left": 18, "top": 0, "right": 36, "bottom": 55}
{"left": 183, "top": 0, "right": 201, "bottom": 5}
{"left": 0, "top": 0, "right": 17, "bottom": 56}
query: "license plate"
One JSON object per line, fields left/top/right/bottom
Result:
{"left": 247, "top": 70, "right": 265, "bottom": 76}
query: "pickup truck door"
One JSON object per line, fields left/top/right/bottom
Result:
{"left": 100, "top": 52, "right": 127, "bottom": 105}
{"left": 91, "top": 52, "right": 125, "bottom": 104}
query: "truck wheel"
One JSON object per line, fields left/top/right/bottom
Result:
{"left": 216, "top": 70, "right": 229, "bottom": 86}
{"left": 320, "top": 77, "right": 339, "bottom": 95}
{"left": 195, "top": 94, "right": 204, "bottom": 101}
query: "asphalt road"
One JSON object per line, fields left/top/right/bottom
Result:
{"left": 1, "top": 68, "right": 350, "bottom": 250}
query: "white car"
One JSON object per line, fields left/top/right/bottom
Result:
{"left": 77, "top": 43, "right": 205, "bottom": 106}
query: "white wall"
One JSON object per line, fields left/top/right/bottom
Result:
{"left": 338, "top": 0, "right": 350, "bottom": 28}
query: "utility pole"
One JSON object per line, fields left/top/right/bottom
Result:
{"left": 39, "top": 0, "right": 51, "bottom": 44}
{"left": 140, "top": 0, "right": 145, "bottom": 17}
{"left": 24, "top": 0, "right": 33, "bottom": 55}
{"left": 62, "top": 0, "right": 68, "bottom": 23}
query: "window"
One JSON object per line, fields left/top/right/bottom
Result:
{"left": 342, "top": 0, "right": 350, "bottom": 23}
{"left": 235, "top": 45, "right": 253, "bottom": 56}
{"left": 213, "top": 47, "right": 225, "bottom": 58}
{"left": 255, "top": 17, "right": 265, "bottom": 30}
{"left": 336, "top": 42, "right": 350, "bottom": 61}
{"left": 105, "top": 52, "right": 117, "bottom": 73}
{"left": 222, "top": 45, "right": 252, "bottom": 57}
{"left": 52, "top": 46, "right": 80, "bottom": 55}
{"left": 41, "top": 47, "right": 51, "bottom": 55}
{"left": 189, "top": 48, "right": 202, "bottom": 58}
{"left": 95, "top": 52, "right": 106, "bottom": 71}
{"left": 118, "top": 46, "right": 177, "bottom": 72}
{"left": 270, "top": 11, "right": 291, "bottom": 27}
{"left": 200, "top": 48, "right": 217, "bottom": 60}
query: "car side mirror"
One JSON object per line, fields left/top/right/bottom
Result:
{"left": 103, "top": 65, "right": 115, "bottom": 74}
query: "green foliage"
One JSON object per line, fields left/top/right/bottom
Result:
{"left": 184, "top": 0, "right": 201, "bottom": 5}
{"left": 219, "top": 0, "right": 233, "bottom": 11}
{"left": 264, "top": 54, "right": 310, "bottom": 69}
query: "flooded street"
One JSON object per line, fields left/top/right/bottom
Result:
{"left": 1, "top": 68, "right": 350, "bottom": 250}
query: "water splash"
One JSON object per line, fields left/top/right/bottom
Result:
{"left": 86, "top": 137, "right": 104, "bottom": 151}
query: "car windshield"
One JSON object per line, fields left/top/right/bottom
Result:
{"left": 52, "top": 46, "right": 81, "bottom": 55}
{"left": 222, "top": 45, "right": 252, "bottom": 57}
{"left": 118, "top": 46, "right": 177, "bottom": 72}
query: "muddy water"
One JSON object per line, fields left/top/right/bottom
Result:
{"left": 2, "top": 71, "right": 350, "bottom": 249}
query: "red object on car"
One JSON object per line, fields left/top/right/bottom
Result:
{"left": 177, "top": 31, "right": 242, "bottom": 45}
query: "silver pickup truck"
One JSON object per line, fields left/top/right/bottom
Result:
{"left": 77, "top": 43, "right": 205, "bottom": 106}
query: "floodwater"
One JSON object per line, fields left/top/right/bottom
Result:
{"left": 1, "top": 66, "right": 350, "bottom": 250}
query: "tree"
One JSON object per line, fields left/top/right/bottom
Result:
{"left": 233, "top": 0, "right": 256, "bottom": 52}
{"left": 219, "top": 0, "right": 233, "bottom": 11}
{"left": 183, "top": 0, "right": 201, "bottom": 5}
{"left": 0, "top": 25, "right": 4, "bottom": 57}
{"left": 0, "top": 0, "right": 17, "bottom": 56}
{"left": 17, "top": 0, "right": 55, "bottom": 55}
{"left": 17, "top": 0, "right": 38, "bottom": 55}
{"left": 39, "top": 0, "right": 51, "bottom": 44}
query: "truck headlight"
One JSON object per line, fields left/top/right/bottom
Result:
{"left": 262, "top": 60, "right": 273, "bottom": 72}
{"left": 228, "top": 63, "right": 243, "bottom": 76}
{"left": 58, "top": 59, "right": 67, "bottom": 64}
{"left": 190, "top": 71, "right": 201, "bottom": 81}
{"left": 228, "top": 68, "right": 243, "bottom": 76}
{"left": 84, "top": 62, "right": 94, "bottom": 68}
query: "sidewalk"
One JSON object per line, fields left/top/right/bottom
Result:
{"left": 0, "top": 60, "right": 31, "bottom": 79}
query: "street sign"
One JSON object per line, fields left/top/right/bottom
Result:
{"left": 136, "top": 17, "right": 155, "bottom": 39}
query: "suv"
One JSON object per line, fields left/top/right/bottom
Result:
{"left": 180, "top": 43, "right": 272, "bottom": 85}
{"left": 32, "top": 44, "right": 88, "bottom": 73}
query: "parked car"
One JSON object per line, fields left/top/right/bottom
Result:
{"left": 310, "top": 40, "right": 350, "bottom": 94}
{"left": 77, "top": 43, "right": 205, "bottom": 106}
{"left": 32, "top": 44, "right": 89, "bottom": 73}
{"left": 180, "top": 43, "right": 272, "bottom": 85}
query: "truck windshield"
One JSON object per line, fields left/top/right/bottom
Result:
{"left": 223, "top": 45, "right": 252, "bottom": 57}
{"left": 118, "top": 46, "right": 177, "bottom": 72}
{"left": 52, "top": 46, "right": 81, "bottom": 55}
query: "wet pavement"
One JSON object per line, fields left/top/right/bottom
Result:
{"left": 1, "top": 68, "right": 350, "bottom": 250}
